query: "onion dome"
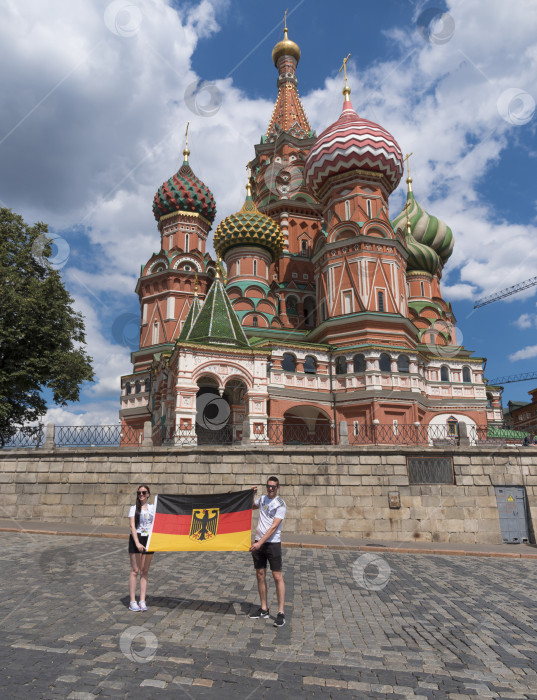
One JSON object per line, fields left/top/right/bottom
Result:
{"left": 213, "top": 183, "right": 284, "bottom": 261}
{"left": 272, "top": 25, "right": 301, "bottom": 66}
{"left": 305, "top": 91, "right": 404, "bottom": 199}
{"left": 152, "top": 147, "right": 216, "bottom": 224}
{"left": 392, "top": 185, "right": 454, "bottom": 264}
{"left": 406, "top": 227, "right": 440, "bottom": 275}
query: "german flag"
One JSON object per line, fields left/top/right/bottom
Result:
{"left": 147, "top": 489, "right": 254, "bottom": 552}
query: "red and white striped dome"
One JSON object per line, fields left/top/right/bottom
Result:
{"left": 305, "top": 97, "right": 404, "bottom": 199}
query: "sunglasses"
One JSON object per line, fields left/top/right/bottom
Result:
{"left": 137, "top": 490, "right": 148, "bottom": 495}
{"left": 266, "top": 485, "right": 277, "bottom": 490}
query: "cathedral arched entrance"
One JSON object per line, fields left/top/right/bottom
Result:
{"left": 282, "top": 406, "right": 332, "bottom": 445}
{"left": 195, "top": 376, "right": 231, "bottom": 445}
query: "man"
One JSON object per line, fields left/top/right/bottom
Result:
{"left": 248, "top": 476, "right": 286, "bottom": 627}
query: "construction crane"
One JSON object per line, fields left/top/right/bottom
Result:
{"left": 487, "top": 371, "right": 537, "bottom": 385}
{"left": 474, "top": 276, "right": 537, "bottom": 309}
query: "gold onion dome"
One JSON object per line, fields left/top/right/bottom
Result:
{"left": 213, "top": 183, "right": 284, "bottom": 261}
{"left": 272, "top": 26, "right": 301, "bottom": 66}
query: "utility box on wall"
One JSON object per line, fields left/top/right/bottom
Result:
{"left": 494, "top": 486, "right": 529, "bottom": 544}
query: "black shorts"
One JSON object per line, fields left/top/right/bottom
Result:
{"left": 251, "top": 541, "right": 282, "bottom": 572}
{"left": 128, "top": 534, "right": 153, "bottom": 554}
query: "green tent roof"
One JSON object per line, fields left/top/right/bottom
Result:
{"left": 185, "top": 275, "right": 250, "bottom": 348}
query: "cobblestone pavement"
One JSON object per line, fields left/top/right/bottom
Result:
{"left": 3, "top": 533, "right": 537, "bottom": 699}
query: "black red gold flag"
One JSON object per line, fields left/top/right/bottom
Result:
{"left": 147, "top": 489, "right": 254, "bottom": 552}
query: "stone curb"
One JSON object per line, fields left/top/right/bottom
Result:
{"left": 2, "top": 526, "right": 536, "bottom": 560}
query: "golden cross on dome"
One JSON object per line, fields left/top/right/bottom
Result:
{"left": 339, "top": 53, "right": 351, "bottom": 97}
{"left": 194, "top": 272, "right": 198, "bottom": 296}
{"left": 404, "top": 152, "right": 413, "bottom": 191}
{"left": 284, "top": 9, "right": 288, "bottom": 31}
{"left": 183, "top": 121, "right": 190, "bottom": 162}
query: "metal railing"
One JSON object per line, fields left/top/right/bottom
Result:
{"left": 349, "top": 423, "right": 458, "bottom": 446}
{"left": 0, "top": 425, "right": 45, "bottom": 449}
{"left": 55, "top": 425, "right": 143, "bottom": 447}
{"left": 2, "top": 422, "right": 533, "bottom": 449}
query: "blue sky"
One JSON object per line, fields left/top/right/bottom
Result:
{"left": 1, "top": 0, "right": 536, "bottom": 423}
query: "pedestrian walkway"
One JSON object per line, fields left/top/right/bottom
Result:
{"left": 1, "top": 518, "right": 536, "bottom": 559}
{"left": 2, "top": 531, "right": 537, "bottom": 698}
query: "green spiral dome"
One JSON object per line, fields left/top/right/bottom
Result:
{"left": 213, "top": 191, "right": 284, "bottom": 261}
{"left": 406, "top": 231, "right": 440, "bottom": 275}
{"left": 392, "top": 190, "right": 454, "bottom": 264}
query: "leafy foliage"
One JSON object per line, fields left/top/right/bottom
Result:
{"left": 0, "top": 208, "right": 94, "bottom": 444}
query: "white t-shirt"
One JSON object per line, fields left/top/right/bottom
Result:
{"left": 128, "top": 503, "right": 155, "bottom": 536}
{"left": 254, "top": 495, "right": 286, "bottom": 543}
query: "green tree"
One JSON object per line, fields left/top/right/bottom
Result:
{"left": 0, "top": 207, "right": 94, "bottom": 445}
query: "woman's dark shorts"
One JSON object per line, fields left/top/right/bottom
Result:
{"left": 128, "top": 534, "right": 153, "bottom": 554}
{"left": 251, "top": 541, "right": 282, "bottom": 571}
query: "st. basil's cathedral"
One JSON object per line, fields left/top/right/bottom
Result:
{"left": 120, "top": 24, "right": 503, "bottom": 445}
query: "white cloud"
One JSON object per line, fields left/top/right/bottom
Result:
{"left": 513, "top": 313, "right": 536, "bottom": 330}
{"left": 440, "top": 283, "right": 476, "bottom": 300}
{"left": 510, "top": 344, "right": 537, "bottom": 361}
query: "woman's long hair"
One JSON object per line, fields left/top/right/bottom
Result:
{"left": 135, "top": 484, "right": 151, "bottom": 529}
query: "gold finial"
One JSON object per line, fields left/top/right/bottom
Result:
{"left": 404, "top": 152, "right": 413, "bottom": 192}
{"left": 215, "top": 256, "right": 221, "bottom": 279}
{"left": 284, "top": 8, "right": 288, "bottom": 35}
{"left": 183, "top": 121, "right": 190, "bottom": 162}
{"left": 246, "top": 162, "right": 252, "bottom": 197}
{"left": 339, "top": 53, "right": 351, "bottom": 99}
{"left": 404, "top": 199, "right": 412, "bottom": 235}
{"left": 194, "top": 272, "right": 198, "bottom": 296}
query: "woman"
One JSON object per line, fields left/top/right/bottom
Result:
{"left": 128, "top": 484, "right": 155, "bottom": 611}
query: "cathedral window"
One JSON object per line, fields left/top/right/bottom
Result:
{"left": 343, "top": 291, "right": 352, "bottom": 315}
{"left": 301, "top": 239, "right": 309, "bottom": 255}
{"left": 367, "top": 199, "right": 372, "bottom": 218}
{"left": 253, "top": 259, "right": 257, "bottom": 276}
{"left": 142, "top": 303, "right": 147, "bottom": 324}
{"left": 144, "top": 379, "right": 150, "bottom": 393}
{"left": 286, "top": 296, "right": 298, "bottom": 315}
{"left": 344, "top": 199, "right": 351, "bottom": 220}
{"left": 303, "top": 297, "right": 316, "bottom": 327}
{"left": 377, "top": 291, "right": 385, "bottom": 312}
{"left": 379, "top": 353, "right": 391, "bottom": 372}
{"left": 125, "top": 382, "right": 132, "bottom": 396}
{"left": 236, "top": 259, "right": 240, "bottom": 275}
{"left": 185, "top": 234, "right": 189, "bottom": 252}
{"left": 441, "top": 365, "right": 449, "bottom": 382}
{"left": 135, "top": 381, "right": 141, "bottom": 393}
{"left": 335, "top": 356, "right": 347, "bottom": 375}
{"left": 252, "top": 316, "right": 258, "bottom": 327}
{"left": 304, "top": 355, "right": 317, "bottom": 374}
{"left": 353, "top": 354, "right": 366, "bottom": 373}
{"left": 420, "top": 281, "right": 425, "bottom": 296}
{"left": 152, "top": 322, "right": 159, "bottom": 345}
{"left": 167, "top": 297, "right": 175, "bottom": 319}
{"left": 303, "top": 274, "right": 309, "bottom": 280}
{"left": 282, "top": 353, "right": 296, "bottom": 372}
{"left": 397, "top": 355, "right": 410, "bottom": 373}
{"left": 462, "top": 366, "right": 472, "bottom": 383}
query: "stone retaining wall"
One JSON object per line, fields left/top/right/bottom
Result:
{"left": 1, "top": 446, "right": 536, "bottom": 544}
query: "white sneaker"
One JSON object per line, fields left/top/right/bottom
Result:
{"left": 139, "top": 601, "right": 147, "bottom": 611}
{"left": 129, "top": 601, "right": 141, "bottom": 611}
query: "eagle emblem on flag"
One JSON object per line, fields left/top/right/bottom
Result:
{"left": 189, "top": 508, "right": 219, "bottom": 541}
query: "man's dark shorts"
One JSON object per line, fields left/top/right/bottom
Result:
{"left": 251, "top": 541, "right": 283, "bottom": 572}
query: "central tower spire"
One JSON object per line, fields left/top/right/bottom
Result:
{"left": 265, "top": 14, "right": 311, "bottom": 141}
